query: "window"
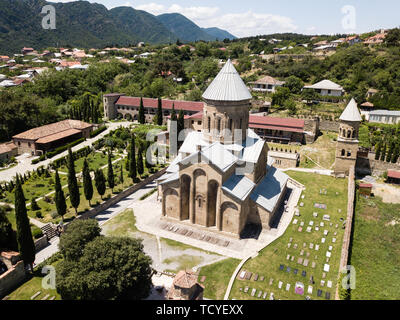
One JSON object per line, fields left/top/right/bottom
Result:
{"left": 18, "top": 141, "right": 21, "bottom": 146}
{"left": 229, "top": 119, "right": 233, "bottom": 131}
{"left": 341, "top": 149, "right": 345, "bottom": 156}
{"left": 347, "top": 130, "right": 351, "bottom": 138}
{"left": 239, "top": 119, "right": 242, "bottom": 129}
{"left": 198, "top": 198, "right": 202, "bottom": 208}
{"left": 208, "top": 117, "right": 211, "bottom": 131}
{"left": 347, "top": 151, "right": 351, "bottom": 157}
{"left": 28, "top": 142, "right": 31, "bottom": 147}
{"left": 217, "top": 118, "right": 221, "bottom": 132}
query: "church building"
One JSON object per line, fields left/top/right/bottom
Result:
{"left": 157, "top": 60, "right": 289, "bottom": 238}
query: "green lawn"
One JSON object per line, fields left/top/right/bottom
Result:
{"left": 7, "top": 261, "right": 61, "bottom": 300}
{"left": 229, "top": 171, "right": 348, "bottom": 300}
{"left": 102, "top": 208, "right": 138, "bottom": 237}
{"left": 199, "top": 258, "right": 241, "bottom": 300}
{"left": 348, "top": 193, "right": 400, "bottom": 300}
{"left": 299, "top": 131, "right": 337, "bottom": 169}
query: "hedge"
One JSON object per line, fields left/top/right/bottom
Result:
{"left": 90, "top": 125, "right": 107, "bottom": 138}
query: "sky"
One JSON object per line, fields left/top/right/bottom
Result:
{"left": 53, "top": 0, "right": 400, "bottom": 38}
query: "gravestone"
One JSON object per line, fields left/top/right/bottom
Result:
{"left": 263, "top": 292, "right": 268, "bottom": 299}
{"left": 303, "top": 259, "right": 309, "bottom": 267}
{"left": 301, "top": 271, "right": 307, "bottom": 277}
{"left": 297, "top": 258, "right": 303, "bottom": 265}
{"left": 260, "top": 276, "right": 265, "bottom": 282}
{"left": 315, "top": 245, "right": 320, "bottom": 251}
{"left": 321, "top": 238, "right": 326, "bottom": 244}
{"left": 291, "top": 256, "right": 295, "bottom": 262}
{"left": 307, "top": 286, "right": 313, "bottom": 294}
{"left": 329, "top": 246, "right": 333, "bottom": 251}
{"left": 326, "top": 251, "right": 331, "bottom": 258}
{"left": 327, "top": 280, "right": 332, "bottom": 288}
{"left": 293, "top": 244, "right": 298, "bottom": 249}
{"left": 257, "top": 291, "right": 262, "bottom": 298}
{"left": 300, "top": 221, "right": 304, "bottom": 226}
{"left": 288, "top": 243, "right": 292, "bottom": 248}
{"left": 269, "top": 278, "right": 274, "bottom": 286}
{"left": 324, "top": 264, "right": 330, "bottom": 272}
{"left": 321, "top": 280, "right": 325, "bottom": 287}
{"left": 244, "top": 286, "right": 249, "bottom": 293}
{"left": 313, "top": 212, "right": 318, "bottom": 218}
{"left": 278, "top": 281, "right": 283, "bottom": 289}
{"left": 306, "top": 227, "right": 312, "bottom": 233}
{"left": 324, "top": 230, "right": 329, "bottom": 236}
{"left": 322, "top": 272, "right": 326, "bottom": 279}
{"left": 300, "top": 250, "right": 304, "bottom": 256}
{"left": 332, "top": 238, "right": 337, "bottom": 243}
{"left": 311, "top": 261, "right": 316, "bottom": 268}
{"left": 298, "top": 227, "right": 303, "bottom": 232}
{"left": 251, "top": 288, "right": 256, "bottom": 297}
{"left": 286, "top": 283, "right": 291, "bottom": 291}
{"left": 279, "top": 265, "right": 285, "bottom": 271}
{"left": 254, "top": 274, "right": 259, "bottom": 281}
{"left": 309, "top": 221, "right": 314, "bottom": 226}
{"left": 294, "top": 269, "right": 298, "bottom": 275}
{"left": 309, "top": 243, "right": 314, "bottom": 249}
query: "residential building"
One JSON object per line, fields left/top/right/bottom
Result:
{"left": 249, "top": 76, "right": 285, "bottom": 93}
{"left": 368, "top": 110, "right": 400, "bottom": 124}
{"left": 303, "top": 80, "right": 344, "bottom": 97}
{"left": 360, "top": 102, "right": 374, "bottom": 120}
{"left": 12, "top": 120, "right": 93, "bottom": 156}
{"left": 0, "top": 142, "right": 18, "bottom": 162}
{"left": 364, "top": 32, "right": 387, "bottom": 46}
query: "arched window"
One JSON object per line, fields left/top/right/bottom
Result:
{"left": 217, "top": 118, "right": 221, "bottom": 132}
{"left": 352, "top": 130, "right": 356, "bottom": 138}
{"left": 347, "top": 151, "right": 351, "bottom": 157}
{"left": 198, "top": 198, "right": 202, "bottom": 208}
{"left": 341, "top": 149, "right": 345, "bottom": 156}
{"left": 239, "top": 119, "right": 243, "bottom": 129}
{"left": 207, "top": 117, "right": 211, "bottom": 131}
{"left": 347, "top": 130, "right": 351, "bottom": 138}
{"left": 229, "top": 118, "right": 233, "bottom": 131}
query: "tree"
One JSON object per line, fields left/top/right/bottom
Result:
{"left": 380, "top": 144, "right": 386, "bottom": 161}
{"left": 31, "top": 197, "right": 40, "bottom": 211}
{"left": 107, "top": 151, "right": 115, "bottom": 192}
{"left": 301, "top": 88, "right": 317, "bottom": 104}
{"left": 119, "top": 164, "right": 124, "bottom": 184}
{"left": 94, "top": 169, "right": 106, "bottom": 200}
{"left": 56, "top": 236, "right": 153, "bottom": 300}
{"left": 128, "top": 134, "right": 137, "bottom": 181}
{"left": 272, "top": 87, "right": 291, "bottom": 107}
{"left": 137, "top": 147, "right": 144, "bottom": 176}
{"left": 14, "top": 175, "right": 35, "bottom": 270}
{"left": 156, "top": 97, "right": 163, "bottom": 126}
{"left": 284, "top": 99, "right": 297, "bottom": 116}
{"left": 0, "top": 206, "right": 16, "bottom": 250}
{"left": 58, "top": 219, "right": 101, "bottom": 261}
{"left": 375, "top": 142, "right": 382, "bottom": 160}
{"left": 82, "top": 159, "right": 93, "bottom": 206}
{"left": 67, "top": 148, "right": 80, "bottom": 215}
{"left": 138, "top": 97, "right": 145, "bottom": 124}
{"left": 284, "top": 76, "right": 304, "bottom": 94}
{"left": 54, "top": 170, "right": 67, "bottom": 221}
{"left": 178, "top": 108, "right": 185, "bottom": 138}
{"left": 385, "top": 28, "right": 400, "bottom": 46}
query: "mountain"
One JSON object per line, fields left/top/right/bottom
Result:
{"left": 157, "top": 13, "right": 216, "bottom": 42}
{"left": 109, "top": 7, "right": 177, "bottom": 44}
{"left": 201, "top": 27, "right": 237, "bottom": 41}
{"left": 0, "top": 0, "right": 235, "bottom": 55}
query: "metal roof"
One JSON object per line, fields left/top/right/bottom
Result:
{"left": 222, "top": 174, "right": 256, "bottom": 202}
{"left": 369, "top": 109, "right": 400, "bottom": 116}
{"left": 250, "top": 166, "right": 289, "bottom": 213}
{"left": 339, "top": 98, "right": 362, "bottom": 122}
{"left": 201, "top": 142, "right": 238, "bottom": 172}
{"left": 202, "top": 59, "right": 252, "bottom": 102}
{"left": 241, "top": 139, "right": 265, "bottom": 163}
{"left": 304, "top": 79, "right": 343, "bottom": 91}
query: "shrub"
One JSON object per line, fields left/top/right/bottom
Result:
{"left": 51, "top": 211, "right": 59, "bottom": 219}
{"left": 31, "top": 226, "right": 44, "bottom": 239}
{"left": 90, "top": 126, "right": 107, "bottom": 138}
{"left": 35, "top": 211, "right": 43, "bottom": 219}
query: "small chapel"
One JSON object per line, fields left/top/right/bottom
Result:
{"left": 157, "top": 60, "right": 289, "bottom": 238}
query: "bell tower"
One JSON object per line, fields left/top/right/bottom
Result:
{"left": 201, "top": 59, "right": 252, "bottom": 144}
{"left": 334, "top": 98, "right": 362, "bottom": 175}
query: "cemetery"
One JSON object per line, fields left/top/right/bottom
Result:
{"left": 229, "top": 171, "right": 348, "bottom": 300}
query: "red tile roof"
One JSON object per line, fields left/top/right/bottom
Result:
{"left": 35, "top": 128, "right": 81, "bottom": 144}
{"left": 388, "top": 170, "right": 400, "bottom": 179}
{"left": 116, "top": 97, "right": 204, "bottom": 112}
{"left": 249, "top": 115, "right": 305, "bottom": 133}
{"left": 359, "top": 183, "right": 373, "bottom": 188}
{"left": 0, "top": 142, "right": 17, "bottom": 154}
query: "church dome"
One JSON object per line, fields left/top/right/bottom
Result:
{"left": 202, "top": 59, "right": 252, "bottom": 102}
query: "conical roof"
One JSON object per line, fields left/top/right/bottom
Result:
{"left": 339, "top": 98, "right": 362, "bottom": 122}
{"left": 202, "top": 59, "right": 252, "bottom": 102}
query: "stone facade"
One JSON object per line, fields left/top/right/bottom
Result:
{"left": 0, "top": 251, "right": 26, "bottom": 298}
{"left": 158, "top": 60, "right": 289, "bottom": 239}
{"left": 167, "top": 270, "right": 204, "bottom": 300}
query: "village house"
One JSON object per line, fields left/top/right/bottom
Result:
{"left": 368, "top": 110, "right": 400, "bottom": 125}
{"left": 345, "top": 35, "right": 361, "bottom": 46}
{"left": 0, "top": 55, "right": 9, "bottom": 62}
{"left": 0, "top": 142, "right": 18, "bottom": 163}
{"left": 12, "top": 120, "right": 93, "bottom": 156}
{"left": 364, "top": 31, "right": 387, "bottom": 46}
{"left": 303, "top": 79, "right": 344, "bottom": 97}
{"left": 366, "top": 88, "right": 378, "bottom": 99}
{"left": 21, "top": 47, "right": 34, "bottom": 55}
{"left": 249, "top": 76, "right": 285, "bottom": 93}
{"left": 360, "top": 102, "right": 374, "bottom": 120}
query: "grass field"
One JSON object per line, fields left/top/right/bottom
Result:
{"left": 7, "top": 261, "right": 61, "bottom": 301}
{"left": 299, "top": 131, "right": 337, "bottom": 169}
{"left": 198, "top": 258, "right": 240, "bottom": 300}
{"left": 229, "top": 171, "right": 348, "bottom": 300}
{"left": 348, "top": 193, "right": 400, "bottom": 300}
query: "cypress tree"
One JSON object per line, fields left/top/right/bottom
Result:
{"left": 107, "top": 151, "right": 115, "bottom": 192}
{"left": 94, "top": 169, "right": 106, "bottom": 200}
{"left": 31, "top": 197, "right": 40, "bottom": 211}
{"left": 82, "top": 159, "right": 93, "bottom": 206}
{"left": 178, "top": 108, "right": 185, "bottom": 144}
{"left": 138, "top": 97, "right": 145, "bottom": 124}
{"left": 156, "top": 97, "right": 163, "bottom": 126}
{"left": 128, "top": 135, "right": 137, "bottom": 181}
{"left": 375, "top": 142, "right": 381, "bottom": 160}
{"left": 120, "top": 165, "right": 124, "bottom": 184}
{"left": 54, "top": 170, "right": 67, "bottom": 221}
{"left": 14, "top": 175, "right": 35, "bottom": 270}
{"left": 380, "top": 144, "right": 386, "bottom": 162}
{"left": 171, "top": 103, "right": 177, "bottom": 122}
{"left": 67, "top": 148, "right": 80, "bottom": 215}
{"left": 137, "top": 147, "right": 144, "bottom": 176}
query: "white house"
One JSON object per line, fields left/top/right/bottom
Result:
{"left": 368, "top": 110, "right": 400, "bottom": 125}
{"left": 249, "top": 75, "right": 285, "bottom": 93}
{"left": 303, "top": 80, "right": 344, "bottom": 97}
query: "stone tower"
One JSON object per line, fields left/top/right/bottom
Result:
{"left": 201, "top": 59, "right": 252, "bottom": 144}
{"left": 103, "top": 93, "right": 124, "bottom": 120}
{"left": 334, "top": 98, "right": 362, "bottom": 175}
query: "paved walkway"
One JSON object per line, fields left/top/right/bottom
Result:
{"left": 0, "top": 121, "right": 132, "bottom": 183}
{"left": 32, "top": 180, "right": 157, "bottom": 267}
{"left": 282, "top": 167, "right": 333, "bottom": 176}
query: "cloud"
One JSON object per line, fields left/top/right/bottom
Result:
{"left": 135, "top": 3, "right": 297, "bottom": 38}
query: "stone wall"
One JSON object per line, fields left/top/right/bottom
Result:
{"left": 319, "top": 120, "right": 339, "bottom": 132}
{"left": 336, "top": 166, "right": 355, "bottom": 300}
{"left": 356, "top": 152, "right": 400, "bottom": 176}
{"left": 34, "top": 235, "right": 48, "bottom": 252}
{"left": 0, "top": 261, "right": 26, "bottom": 298}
